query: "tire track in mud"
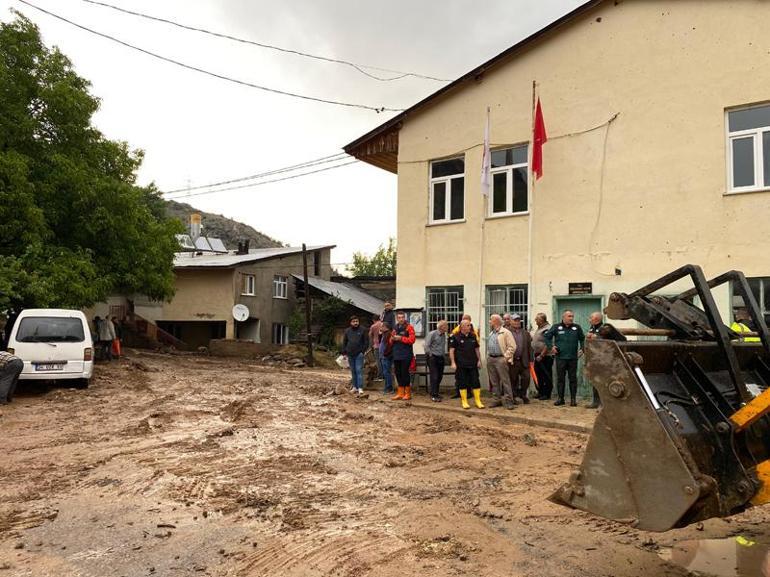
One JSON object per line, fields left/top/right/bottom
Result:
{"left": 236, "top": 530, "right": 406, "bottom": 576}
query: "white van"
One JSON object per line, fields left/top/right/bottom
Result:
{"left": 7, "top": 309, "right": 94, "bottom": 388}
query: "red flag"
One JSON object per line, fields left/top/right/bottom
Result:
{"left": 532, "top": 98, "right": 547, "bottom": 180}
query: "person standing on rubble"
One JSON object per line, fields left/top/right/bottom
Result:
{"left": 342, "top": 316, "right": 369, "bottom": 396}
{"left": 507, "top": 314, "right": 532, "bottom": 404}
{"left": 390, "top": 311, "right": 416, "bottom": 401}
{"left": 369, "top": 315, "right": 383, "bottom": 379}
{"left": 544, "top": 310, "right": 585, "bottom": 407}
{"left": 378, "top": 322, "right": 395, "bottom": 395}
{"left": 532, "top": 313, "right": 554, "bottom": 400}
{"left": 450, "top": 314, "right": 480, "bottom": 399}
{"left": 450, "top": 319, "right": 484, "bottom": 410}
{"left": 424, "top": 319, "right": 449, "bottom": 402}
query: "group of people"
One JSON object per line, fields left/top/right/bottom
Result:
{"left": 342, "top": 302, "right": 626, "bottom": 410}
{"left": 341, "top": 303, "right": 417, "bottom": 399}
{"left": 91, "top": 316, "right": 123, "bottom": 361}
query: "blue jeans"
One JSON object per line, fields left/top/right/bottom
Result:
{"left": 380, "top": 355, "right": 394, "bottom": 392}
{"left": 349, "top": 353, "right": 364, "bottom": 390}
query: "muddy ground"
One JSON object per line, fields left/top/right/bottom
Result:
{"left": 1, "top": 351, "right": 769, "bottom": 577}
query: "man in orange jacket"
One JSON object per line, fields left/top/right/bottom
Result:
{"left": 390, "top": 311, "right": 416, "bottom": 401}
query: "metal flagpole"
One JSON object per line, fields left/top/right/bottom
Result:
{"left": 479, "top": 106, "right": 490, "bottom": 334}
{"left": 527, "top": 82, "right": 536, "bottom": 328}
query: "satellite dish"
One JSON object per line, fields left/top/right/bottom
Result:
{"left": 232, "top": 304, "right": 249, "bottom": 322}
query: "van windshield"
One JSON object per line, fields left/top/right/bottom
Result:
{"left": 16, "top": 317, "right": 85, "bottom": 343}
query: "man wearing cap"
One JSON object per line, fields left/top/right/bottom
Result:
{"left": 507, "top": 314, "right": 532, "bottom": 404}
{"left": 531, "top": 313, "right": 554, "bottom": 400}
{"left": 487, "top": 314, "right": 517, "bottom": 409}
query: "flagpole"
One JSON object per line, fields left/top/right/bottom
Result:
{"left": 479, "top": 106, "right": 490, "bottom": 337}
{"left": 528, "top": 81, "right": 536, "bottom": 329}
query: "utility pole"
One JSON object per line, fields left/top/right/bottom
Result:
{"left": 302, "top": 243, "right": 314, "bottom": 367}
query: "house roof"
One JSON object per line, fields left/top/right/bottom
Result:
{"left": 173, "top": 245, "right": 335, "bottom": 269}
{"left": 343, "top": 0, "right": 603, "bottom": 173}
{"left": 292, "top": 275, "right": 385, "bottom": 316}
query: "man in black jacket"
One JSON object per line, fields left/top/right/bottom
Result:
{"left": 342, "top": 316, "right": 369, "bottom": 396}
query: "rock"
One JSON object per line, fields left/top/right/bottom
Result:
{"left": 522, "top": 433, "right": 538, "bottom": 447}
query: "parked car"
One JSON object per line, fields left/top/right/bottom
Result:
{"left": 7, "top": 309, "right": 94, "bottom": 389}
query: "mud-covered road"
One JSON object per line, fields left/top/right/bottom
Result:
{"left": 1, "top": 351, "right": 769, "bottom": 576}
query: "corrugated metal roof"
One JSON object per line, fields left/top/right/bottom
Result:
{"left": 292, "top": 275, "right": 384, "bottom": 316}
{"left": 174, "top": 245, "right": 335, "bottom": 268}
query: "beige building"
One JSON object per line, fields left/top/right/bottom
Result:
{"left": 90, "top": 246, "right": 334, "bottom": 349}
{"left": 345, "top": 0, "right": 770, "bottom": 363}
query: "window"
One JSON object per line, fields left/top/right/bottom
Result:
{"left": 272, "top": 275, "right": 288, "bottom": 299}
{"left": 314, "top": 251, "right": 321, "bottom": 277}
{"left": 429, "top": 157, "right": 465, "bottom": 224}
{"left": 16, "top": 317, "right": 85, "bottom": 343}
{"left": 727, "top": 104, "right": 770, "bottom": 192}
{"left": 489, "top": 145, "right": 529, "bottom": 216}
{"left": 426, "top": 286, "right": 464, "bottom": 332}
{"left": 272, "top": 323, "right": 289, "bottom": 345}
{"left": 485, "top": 285, "right": 528, "bottom": 329}
{"left": 242, "top": 274, "right": 255, "bottom": 296}
{"left": 734, "top": 277, "right": 770, "bottom": 324}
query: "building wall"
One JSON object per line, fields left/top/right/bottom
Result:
{"left": 395, "top": 0, "right": 768, "bottom": 340}
{"left": 234, "top": 248, "right": 333, "bottom": 344}
{"left": 160, "top": 269, "right": 237, "bottom": 337}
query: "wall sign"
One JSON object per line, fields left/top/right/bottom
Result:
{"left": 568, "top": 282, "right": 593, "bottom": 295}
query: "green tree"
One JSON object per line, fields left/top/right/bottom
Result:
{"left": 0, "top": 14, "right": 182, "bottom": 311}
{"left": 349, "top": 238, "right": 396, "bottom": 277}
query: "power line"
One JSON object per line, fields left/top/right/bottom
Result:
{"left": 16, "top": 0, "right": 405, "bottom": 113}
{"left": 165, "top": 159, "right": 359, "bottom": 200}
{"left": 163, "top": 152, "right": 348, "bottom": 194}
{"left": 74, "top": 0, "right": 452, "bottom": 83}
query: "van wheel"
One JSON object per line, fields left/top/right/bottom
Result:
{"left": 75, "top": 378, "right": 90, "bottom": 390}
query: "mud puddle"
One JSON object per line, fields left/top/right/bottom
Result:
{"left": 659, "top": 537, "right": 770, "bottom": 576}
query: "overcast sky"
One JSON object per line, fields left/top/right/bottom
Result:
{"left": 1, "top": 0, "right": 583, "bottom": 268}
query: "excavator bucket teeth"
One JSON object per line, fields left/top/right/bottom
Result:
{"left": 550, "top": 340, "right": 701, "bottom": 532}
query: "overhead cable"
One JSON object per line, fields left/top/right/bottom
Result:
{"left": 163, "top": 152, "right": 348, "bottom": 194}
{"left": 164, "top": 159, "right": 359, "bottom": 200}
{"left": 17, "top": 0, "right": 405, "bottom": 113}
{"left": 75, "top": 0, "right": 452, "bottom": 83}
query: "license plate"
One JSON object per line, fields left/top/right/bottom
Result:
{"left": 35, "top": 363, "right": 65, "bottom": 371}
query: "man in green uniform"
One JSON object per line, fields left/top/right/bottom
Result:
{"left": 544, "top": 310, "right": 585, "bottom": 407}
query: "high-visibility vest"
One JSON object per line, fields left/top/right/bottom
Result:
{"left": 731, "top": 321, "right": 760, "bottom": 343}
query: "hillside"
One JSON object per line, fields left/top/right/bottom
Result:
{"left": 165, "top": 200, "right": 284, "bottom": 249}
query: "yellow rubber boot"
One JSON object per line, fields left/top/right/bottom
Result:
{"left": 392, "top": 386, "right": 405, "bottom": 400}
{"left": 460, "top": 389, "right": 470, "bottom": 410}
{"left": 473, "top": 388, "right": 485, "bottom": 409}
{"left": 403, "top": 385, "right": 412, "bottom": 400}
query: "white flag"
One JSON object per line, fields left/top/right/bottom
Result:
{"left": 480, "top": 106, "right": 491, "bottom": 197}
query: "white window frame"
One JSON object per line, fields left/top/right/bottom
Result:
{"left": 272, "top": 275, "right": 288, "bottom": 299}
{"left": 726, "top": 105, "right": 770, "bottom": 194}
{"left": 241, "top": 274, "right": 255, "bottom": 296}
{"left": 429, "top": 158, "right": 465, "bottom": 225}
{"left": 488, "top": 145, "right": 529, "bottom": 217}
{"left": 272, "top": 323, "right": 289, "bottom": 345}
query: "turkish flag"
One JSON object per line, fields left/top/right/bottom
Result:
{"left": 532, "top": 98, "right": 547, "bottom": 180}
